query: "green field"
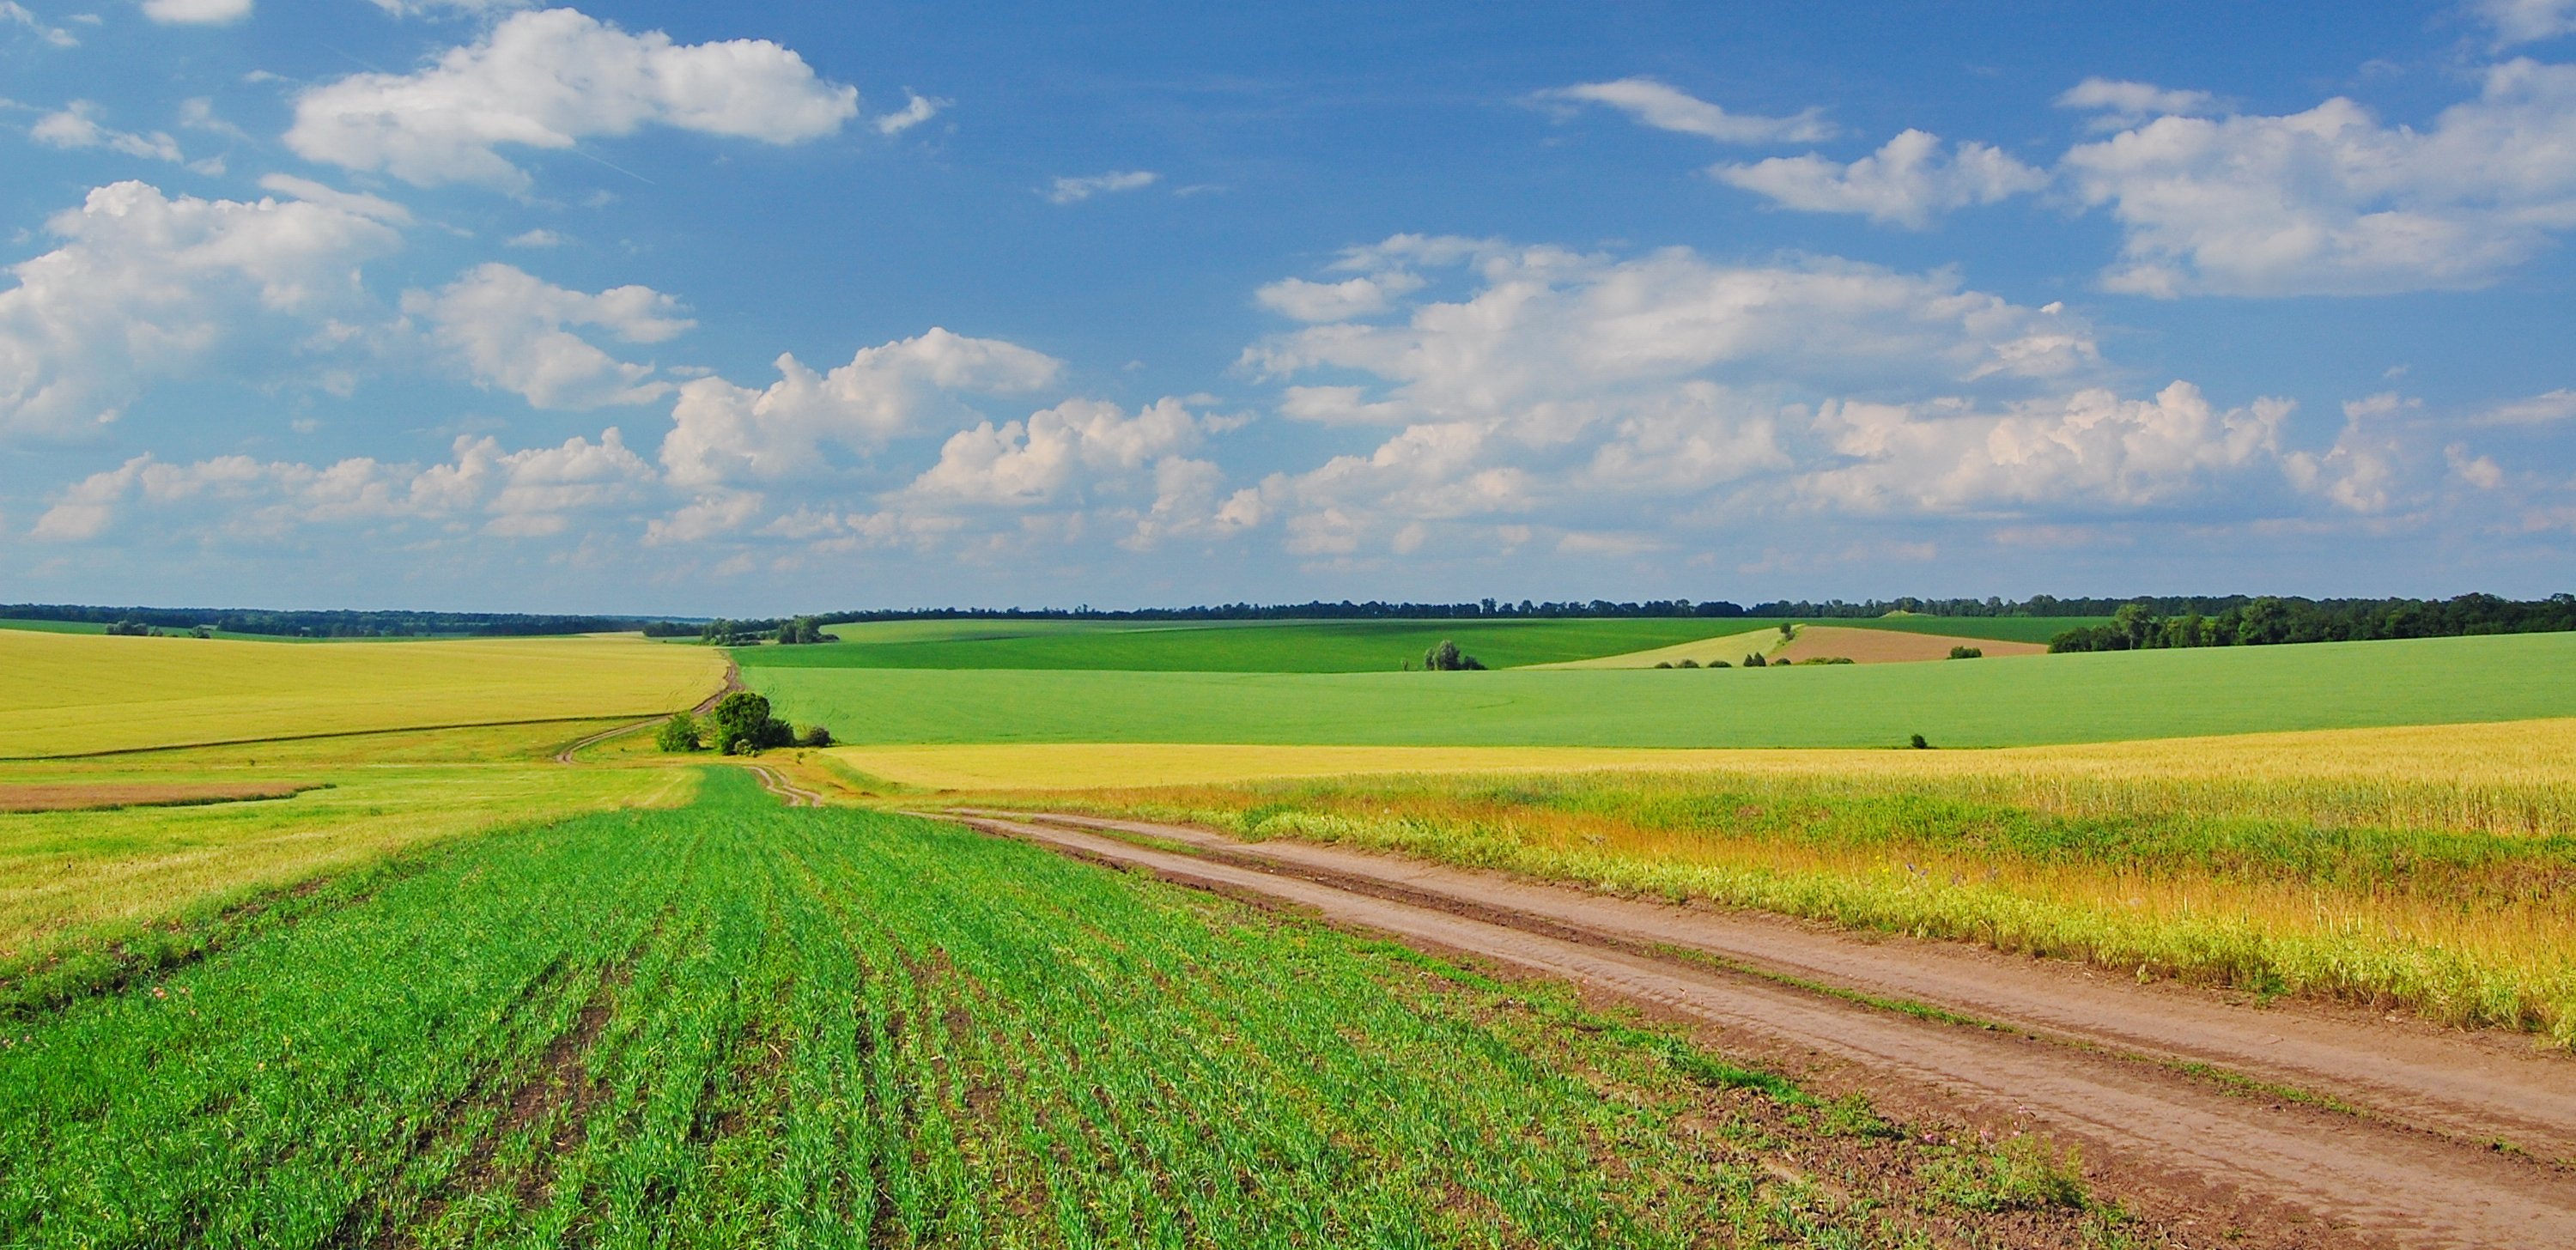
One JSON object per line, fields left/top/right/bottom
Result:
{"left": 751, "top": 629, "right": 2576, "bottom": 749}
{"left": 735, "top": 615, "right": 2105, "bottom": 672}
{"left": 0, "top": 772, "right": 2114, "bottom": 1247}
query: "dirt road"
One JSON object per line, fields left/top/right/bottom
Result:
{"left": 748, "top": 764, "right": 824, "bottom": 807}
{"left": 945, "top": 809, "right": 2576, "bottom": 1250}
{"left": 552, "top": 658, "right": 743, "bottom": 764}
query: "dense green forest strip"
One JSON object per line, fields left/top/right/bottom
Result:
{"left": 750, "top": 631, "right": 2576, "bottom": 748}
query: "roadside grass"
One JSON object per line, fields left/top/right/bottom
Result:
{"left": 0, "top": 720, "right": 696, "bottom": 1010}
{"left": 0, "top": 629, "right": 726, "bottom": 758}
{"left": 752, "top": 630, "right": 2576, "bottom": 749}
{"left": 983, "top": 719, "right": 2576, "bottom": 1044}
{"left": 0, "top": 773, "right": 2142, "bottom": 1247}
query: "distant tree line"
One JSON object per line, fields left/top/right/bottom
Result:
{"left": 758, "top": 593, "right": 2561, "bottom": 624}
{"left": 2046, "top": 594, "right": 2576, "bottom": 652}
{"left": 3, "top": 604, "right": 670, "bottom": 639}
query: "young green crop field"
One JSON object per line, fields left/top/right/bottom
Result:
{"left": 0, "top": 630, "right": 726, "bottom": 758}
{"left": 0, "top": 722, "right": 699, "bottom": 1013}
{"left": 750, "top": 629, "right": 2576, "bottom": 749}
{"left": 736, "top": 614, "right": 2107, "bottom": 672}
{"left": 0, "top": 771, "right": 2129, "bottom": 1247}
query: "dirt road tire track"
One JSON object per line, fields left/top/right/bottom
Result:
{"left": 943, "top": 810, "right": 2576, "bottom": 1250}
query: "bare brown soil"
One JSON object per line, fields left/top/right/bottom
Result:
{"left": 945, "top": 809, "right": 2576, "bottom": 1250}
{"left": 1772, "top": 625, "right": 2045, "bottom": 664}
{"left": 0, "top": 781, "right": 315, "bottom": 813}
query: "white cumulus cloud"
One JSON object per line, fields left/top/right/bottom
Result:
{"left": 659, "top": 327, "right": 1062, "bottom": 487}
{"left": 29, "top": 101, "right": 183, "bottom": 162}
{"left": 1716, "top": 130, "right": 2049, "bottom": 228}
{"left": 2062, "top": 59, "right": 2576, "bottom": 295}
{"left": 0, "top": 181, "right": 402, "bottom": 439}
{"left": 287, "top": 8, "right": 860, "bottom": 191}
{"left": 403, "top": 263, "right": 693, "bottom": 410}
{"left": 2480, "top": 0, "right": 2576, "bottom": 46}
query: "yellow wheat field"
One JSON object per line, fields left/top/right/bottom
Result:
{"left": 0, "top": 630, "right": 727, "bottom": 758}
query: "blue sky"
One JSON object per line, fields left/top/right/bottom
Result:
{"left": 3, "top": 1, "right": 2572, "bottom": 613}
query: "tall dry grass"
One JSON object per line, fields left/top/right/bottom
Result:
{"left": 1008, "top": 720, "right": 2576, "bottom": 1045}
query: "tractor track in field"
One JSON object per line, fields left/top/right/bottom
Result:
{"left": 748, "top": 765, "right": 825, "bottom": 807}
{"left": 940, "top": 808, "right": 2576, "bottom": 1250}
{"left": 551, "top": 659, "right": 742, "bottom": 765}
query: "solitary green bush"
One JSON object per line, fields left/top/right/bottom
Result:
{"left": 1704, "top": 659, "right": 1731, "bottom": 668}
{"left": 1909, "top": 733, "right": 1930, "bottom": 749}
{"left": 1676, "top": 658, "right": 1698, "bottom": 669}
{"left": 1949, "top": 645, "right": 1984, "bottom": 659}
{"left": 798, "top": 725, "right": 834, "bottom": 748}
{"left": 1423, "top": 640, "right": 1486, "bottom": 671}
{"left": 709, "top": 691, "right": 794, "bottom": 754}
{"left": 1653, "top": 661, "right": 1673, "bottom": 669}
{"left": 655, "top": 712, "right": 703, "bottom": 753}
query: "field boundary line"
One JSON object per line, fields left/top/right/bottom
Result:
{"left": 0, "top": 714, "right": 714, "bottom": 763}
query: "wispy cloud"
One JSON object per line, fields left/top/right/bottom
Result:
{"left": 1045, "top": 169, "right": 1158, "bottom": 204}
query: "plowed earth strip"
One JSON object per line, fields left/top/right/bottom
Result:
{"left": 944, "top": 810, "right": 2576, "bottom": 1250}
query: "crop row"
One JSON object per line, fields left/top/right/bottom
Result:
{"left": 0, "top": 770, "right": 2128, "bottom": 1247}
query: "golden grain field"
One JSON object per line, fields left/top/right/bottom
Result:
{"left": 0, "top": 630, "right": 727, "bottom": 758}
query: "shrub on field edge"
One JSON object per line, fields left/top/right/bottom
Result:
{"left": 709, "top": 691, "right": 795, "bottom": 755}
{"left": 656, "top": 712, "right": 704, "bottom": 753}
{"left": 798, "top": 725, "right": 834, "bottom": 748}
{"left": 1743, "top": 652, "right": 1766, "bottom": 667}
{"left": 1950, "top": 645, "right": 1984, "bottom": 659}
{"left": 1423, "top": 640, "right": 1486, "bottom": 671}
{"left": 1910, "top": 733, "right": 1930, "bottom": 749}
{"left": 1676, "top": 658, "right": 1698, "bottom": 668}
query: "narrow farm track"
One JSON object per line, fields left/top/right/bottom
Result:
{"left": 945, "top": 810, "right": 2576, "bottom": 1250}
{"left": 552, "top": 658, "right": 743, "bottom": 764}
{"left": 747, "top": 764, "right": 824, "bottom": 807}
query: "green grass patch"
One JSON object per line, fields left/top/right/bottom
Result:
{"left": 744, "top": 616, "right": 1850, "bottom": 671}
{"left": 750, "top": 630, "right": 2576, "bottom": 748}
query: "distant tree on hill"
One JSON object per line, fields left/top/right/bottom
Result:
{"left": 1423, "top": 640, "right": 1486, "bottom": 671}
{"left": 1743, "top": 652, "right": 1766, "bottom": 667}
{"left": 656, "top": 713, "right": 704, "bottom": 753}
{"left": 709, "top": 692, "right": 794, "bottom": 755}
{"left": 1777, "top": 622, "right": 1796, "bottom": 640}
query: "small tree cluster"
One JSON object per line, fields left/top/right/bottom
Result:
{"left": 1422, "top": 640, "right": 1486, "bottom": 671}
{"left": 656, "top": 712, "right": 705, "bottom": 753}
{"left": 701, "top": 619, "right": 749, "bottom": 646}
{"left": 709, "top": 692, "right": 797, "bottom": 755}
{"left": 1742, "top": 652, "right": 1766, "bottom": 667}
{"left": 775, "top": 616, "right": 831, "bottom": 645}
{"left": 104, "top": 619, "right": 156, "bottom": 636}
{"left": 1948, "top": 645, "right": 1983, "bottom": 659}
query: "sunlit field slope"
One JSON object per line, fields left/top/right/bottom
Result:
{"left": 0, "top": 773, "right": 2123, "bottom": 1247}
{"left": 755, "top": 630, "right": 2576, "bottom": 749}
{"left": 739, "top": 616, "right": 2093, "bottom": 671}
{"left": 0, "top": 630, "right": 726, "bottom": 757}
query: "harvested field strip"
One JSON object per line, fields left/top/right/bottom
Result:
{"left": 0, "top": 780, "right": 322, "bottom": 812}
{"left": 1772, "top": 625, "right": 2045, "bottom": 664}
{"left": 832, "top": 718, "right": 2576, "bottom": 828}
{"left": 0, "top": 630, "right": 726, "bottom": 758}
{"left": 0, "top": 769, "right": 2149, "bottom": 1247}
